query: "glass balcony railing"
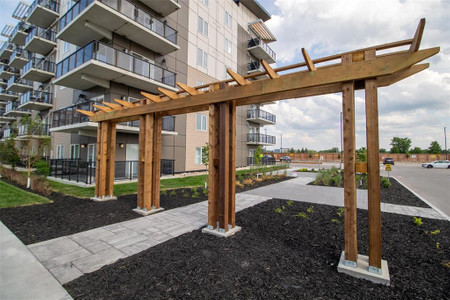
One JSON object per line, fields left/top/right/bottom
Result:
{"left": 23, "top": 57, "right": 56, "bottom": 74}
{"left": 247, "top": 108, "right": 276, "bottom": 123}
{"left": 0, "top": 65, "right": 19, "bottom": 75}
{"left": 7, "top": 76, "right": 33, "bottom": 89}
{"left": 26, "top": 27, "right": 57, "bottom": 45}
{"left": 52, "top": 100, "right": 176, "bottom": 131}
{"left": 28, "top": 0, "right": 60, "bottom": 15}
{"left": 10, "top": 22, "right": 33, "bottom": 39}
{"left": 248, "top": 38, "right": 276, "bottom": 62}
{"left": 5, "top": 101, "right": 31, "bottom": 113}
{"left": 18, "top": 124, "right": 50, "bottom": 136}
{"left": 3, "top": 128, "right": 12, "bottom": 138}
{"left": 247, "top": 133, "right": 276, "bottom": 144}
{"left": 55, "top": 41, "right": 176, "bottom": 87}
{"left": 0, "top": 43, "right": 14, "bottom": 55}
{"left": 59, "top": 0, "right": 177, "bottom": 44}
{"left": 20, "top": 90, "right": 53, "bottom": 106}
{"left": 10, "top": 47, "right": 32, "bottom": 62}
{"left": 247, "top": 61, "right": 263, "bottom": 72}
{"left": 0, "top": 88, "right": 18, "bottom": 97}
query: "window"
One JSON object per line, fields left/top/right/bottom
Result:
{"left": 195, "top": 147, "right": 203, "bottom": 165}
{"left": 199, "top": 0, "right": 208, "bottom": 6}
{"left": 224, "top": 38, "right": 232, "bottom": 54}
{"left": 196, "top": 80, "right": 205, "bottom": 86}
{"left": 224, "top": 11, "right": 232, "bottom": 28}
{"left": 195, "top": 113, "right": 207, "bottom": 131}
{"left": 197, "top": 48, "right": 208, "bottom": 68}
{"left": 56, "top": 145, "right": 64, "bottom": 159}
{"left": 198, "top": 16, "right": 208, "bottom": 37}
{"left": 87, "top": 144, "right": 96, "bottom": 162}
{"left": 70, "top": 144, "right": 80, "bottom": 159}
{"left": 224, "top": 65, "right": 231, "bottom": 79}
{"left": 63, "top": 41, "right": 70, "bottom": 54}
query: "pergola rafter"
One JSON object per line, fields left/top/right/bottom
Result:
{"left": 78, "top": 19, "right": 439, "bottom": 278}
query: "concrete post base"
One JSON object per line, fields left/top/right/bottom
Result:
{"left": 337, "top": 251, "right": 390, "bottom": 286}
{"left": 132, "top": 207, "right": 164, "bottom": 216}
{"left": 91, "top": 195, "right": 118, "bottom": 202}
{"left": 202, "top": 226, "right": 241, "bottom": 238}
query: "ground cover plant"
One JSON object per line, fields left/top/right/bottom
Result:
{"left": 64, "top": 199, "right": 450, "bottom": 299}
{"left": 0, "top": 181, "right": 51, "bottom": 208}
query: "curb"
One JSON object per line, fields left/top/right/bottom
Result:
{"left": 393, "top": 176, "right": 450, "bottom": 222}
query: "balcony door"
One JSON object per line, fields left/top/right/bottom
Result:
{"left": 87, "top": 143, "right": 96, "bottom": 164}
{"left": 125, "top": 144, "right": 138, "bottom": 178}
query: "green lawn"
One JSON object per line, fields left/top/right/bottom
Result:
{"left": 47, "top": 165, "right": 287, "bottom": 198}
{"left": 0, "top": 181, "right": 52, "bottom": 208}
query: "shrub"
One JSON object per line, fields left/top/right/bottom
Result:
{"left": 298, "top": 168, "right": 308, "bottom": 172}
{"left": 381, "top": 177, "right": 391, "bottom": 188}
{"left": 202, "top": 187, "right": 208, "bottom": 196}
{"left": 243, "top": 179, "right": 254, "bottom": 186}
{"left": 34, "top": 160, "right": 50, "bottom": 176}
{"left": 161, "top": 190, "right": 167, "bottom": 196}
{"left": 235, "top": 181, "right": 244, "bottom": 188}
{"left": 254, "top": 177, "right": 263, "bottom": 183}
{"left": 30, "top": 175, "right": 51, "bottom": 196}
{"left": 169, "top": 190, "right": 177, "bottom": 197}
{"left": 191, "top": 188, "right": 200, "bottom": 199}
{"left": 413, "top": 217, "right": 423, "bottom": 226}
{"left": 294, "top": 212, "right": 308, "bottom": 219}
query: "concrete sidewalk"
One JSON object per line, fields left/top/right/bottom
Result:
{"left": 0, "top": 222, "right": 72, "bottom": 300}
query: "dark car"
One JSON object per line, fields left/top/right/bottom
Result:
{"left": 383, "top": 158, "right": 394, "bottom": 165}
{"left": 261, "top": 155, "right": 275, "bottom": 165}
{"left": 280, "top": 156, "right": 292, "bottom": 163}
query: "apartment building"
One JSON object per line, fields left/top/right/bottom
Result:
{"left": 0, "top": 0, "right": 277, "bottom": 180}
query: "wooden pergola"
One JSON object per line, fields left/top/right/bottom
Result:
{"left": 79, "top": 19, "right": 438, "bottom": 273}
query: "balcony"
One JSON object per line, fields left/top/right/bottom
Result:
{"left": 27, "top": 0, "right": 60, "bottom": 28}
{"left": 10, "top": 22, "right": 33, "bottom": 46}
{"left": 6, "top": 76, "right": 33, "bottom": 93}
{"left": 0, "top": 88, "right": 19, "bottom": 101}
{"left": 22, "top": 57, "right": 55, "bottom": 82}
{"left": 0, "top": 65, "right": 19, "bottom": 80}
{"left": 54, "top": 41, "right": 177, "bottom": 92}
{"left": 9, "top": 48, "right": 32, "bottom": 69}
{"left": 248, "top": 38, "right": 276, "bottom": 64}
{"left": 24, "top": 27, "right": 57, "bottom": 56}
{"left": 247, "top": 61, "right": 264, "bottom": 73}
{"left": 18, "top": 90, "right": 53, "bottom": 111}
{"left": 5, "top": 101, "right": 31, "bottom": 117}
{"left": 0, "top": 112, "right": 16, "bottom": 123}
{"left": 247, "top": 133, "right": 276, "bottom": 145}
{"left": 247, "top": 108, "right": 276, "bottom": 125}
{"left": 0, "top": 43, "right": 14, "bottom": 59}
{"left": 139, "top": 0, "right": 180, "bottom": 17}
{"left": 51, "top": 101, "right": 177, "bottom": 135}
{"left": 58, "top": 0, "right": 179, "bottom": 55}
{"left": 17, "top": 124, "right": 50, "bottom": 138}
{"left": 0, "top": 79, "right": 7, "bottom": 87}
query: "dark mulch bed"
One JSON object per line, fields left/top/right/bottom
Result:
{"left": 309, "top": 177, "right": 430, "bottom": 208}
{"left": 64, "top": 199, "right": 450, "bottom": 299}
{"left": 0, "top": 177, "right": 291, "bottom": 245}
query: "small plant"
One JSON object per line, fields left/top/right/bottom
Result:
{"left": 235, "top": 181, "right": 244, "bottom": 188}
{"left": 34, "top": 160, "right": 50, "bottom": 176}
{"left": 381, "top": 177, "right": 391, "bottom": 188}
{"left": 286, "top": 200, "right": 293, "bottom": 206}
{"left": 191, "top": 188, "right": 200, "bottom": 199}
{"left": 331, "top": 218, "right": 340, "bottom": 224}
{"left": 337, "top": 207, "right": 345, "bottom": 217}
{"left": 298, "top": 168, "right": 308, "bottom": 172}
{"left": 294, "top": 212, "right": 308, "bottom": 219}
{"left": 202, "top": 187, "right": 208, "bottom": 196}
{"left": 182, "top": 191, "right": 190, "bottom": 198}
{"left": 161, "top": 190, "right": 167, "bottom": 196}
{"left": 306, "top": 206, "right": 314, "bottom": 213}
{"left": 413, "top": 216, "right": 423, "bottom": 226}
{"left": 442, "top": 261, "right": 450, "bottom": 268}
{"left": 436, "top": 242, "right": 440, "bottom": 250}
{"left": 274, "top": 207, "right": 283, "bottom": 213}
{"left": 169, "top": 190, "right": 177, "bottom": 197}
{"left": 254, "top": 177, "right": 263, "bottom": 183}
{"left": 430, "top": 229, "right": 441, "bottom": 235}
{"left": 243, "top": 179, "right": 254, "bottom": 186}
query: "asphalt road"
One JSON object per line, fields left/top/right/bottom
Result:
{"left": 286, "top": 162, "right": 450, "bottom": 218}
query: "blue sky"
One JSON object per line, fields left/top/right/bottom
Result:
{"left": 1, "top": 0, "right": 448, "bottom": 151}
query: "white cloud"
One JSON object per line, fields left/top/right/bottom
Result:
{"left": 261, "top": 0, "right": 449, "bottom": 151}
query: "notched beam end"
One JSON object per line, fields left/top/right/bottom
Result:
{"left": 261, "top": 59, "right": 280, "bottom": 79}
{"left": 177, "top": 82, "right": 202, "bottom": 96}
{"left": 227, "top": 68, "right": 251, "bottom": 86}
{"left": 93, "top": 104, "right": 112, "bottom": 112}
{"left": 301, "top": 48, "right": 317, "bottom": 71}
{"left": 141, "top": 91, "right": 165, "bottom": 103}
{"left": 77, "top": 109, "right": 95, "bottom": 117}
{"left": 114, "top": 99, "right": 135, "bottom": 108}
{"left": 157, "top": 87, "right": 179, "bottom": 99}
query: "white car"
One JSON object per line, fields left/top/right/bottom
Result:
{"left": 422, "top": 160, "right": 450, "bottom": 168}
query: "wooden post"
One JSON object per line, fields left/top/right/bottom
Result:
{"left": 365, "top": 49, "right": 382, "bottom": 270}
{"left": 137, "top": 115, "right": 145, "bottom": 210}
{"left": 228, "top": 100, "right": 236, "bottom": 227}
{"left": 94, "top": 122, "right": 102, "bottom": 197}
{"left": 218, "top": 102, "right": 230, "bottom": 230}
{"left": 143, "top": 113, "right": 154, "bottom": 211}
{"left": 208, "top": 104, "right": 219, "bottom": 228}
{"left": 342, "top": 54, "right": 358, "bottom": 263}
{"left": 106, "top": 121, "right": 116, "bottom": 196}
{"left": 152, "top": 113, "right": 162, "bottom": 209}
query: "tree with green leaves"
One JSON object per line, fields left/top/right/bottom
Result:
{"left": 410, "top": 147, "right": 422, "bottom": 154}
{"left": 254, "top": 146, "right": 263, "bottom": 165}
{"left": 428, "top": 141, "right": 442, "bottom": 154}
{"left": 0, "top": 134, "right": 20, "bottom": 169}
{"left": 356, "top": 147, "right": 367, "bottom": 162}
{"left": 379, "top": 148, "right": 387, "bottom": 153}
{"left": 390, "top": 137, "right": 411, "bottom": 154}
{"left": 202, "top": 142, "right": 209, "bottom": 169}
{"left": 18, "top": 115, "right": 51, "bottom": 188}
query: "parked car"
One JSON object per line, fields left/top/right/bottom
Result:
{"left": 421, "top": 160, "right": 450, "bottom": 168}
{"left": 383, "top": 158, "right": 394, "bottom": 165}
{"left": 261, "top": 155, "right": 275, "bottom": 165}
{"left": 280, "top": 156, "right": 292, "bottom": 163}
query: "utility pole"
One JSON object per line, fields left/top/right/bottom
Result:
{"left": 445, "top": 127, "right": 448, "bottom": 160}
{"left": 281, "top": 134, "right": 283, "bottom": 153}
{"left": 340, "top": 111, "right": 343, "bottom": 169}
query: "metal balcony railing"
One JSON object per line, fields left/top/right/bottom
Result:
{"left": 55, "top": 41, "right": 176, "bottom": 87}
{"left": 0, "top": 65, "right": 20, "bottom": 75}
{"left": 26, "top": 27, "right": 57, "bottom": 45}
{"left": 10, "top": 47, "right": 32, "bottom": 61}
{"left": 0, "top": 88, "right": 18, "bottom": 97}
{"left": 10, "top": 22, "right": 33, "bottom": 38}
{"left": 0, "top": 43, "right": 14, "bottom": 54}
{"left": 7, "top": 76, "right": 33, "bottom": 89}
{"left": 247, "top": 133, "right": 276, "bottom": 144}
{"left": 5, "top": 101, "right": 31, "bottom": 113}
{"left": 20, "top": 90, "right": 53, "bottom": 106}
{"left": 59, "top": 0, "right": 177, "bottom": 44}
{"left": 23, "top": 57, "right": 56, "bottom": 74}
{"left": 248, "top": 38, "right": 276, "bottom": 61}
{"left": 28, "top": 0, "right": 60, "bottom": 15}
{"left": 18, "top": 124, "right": 50, "bottom": 136}
{"left": 247, "top": 108, "right": 276, "bottom": 123}
{"left": 52, "top": 100, "right": 176, "bottom": 131}
{"left": 247, "top": 61, "right": 263, "bottom": 72}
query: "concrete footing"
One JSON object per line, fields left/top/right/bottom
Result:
{"left": 337, "top": 251, "right": 390, "bottom": 286}
{"left": 91, "top": 195, "right": 118, "bottom": 202}
{"left": 202, "top": 226, "right": 242, "bottom": 237}
{"left": 132, "top": 207, "right": 164, "bottom": 216}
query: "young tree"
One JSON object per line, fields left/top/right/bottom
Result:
{"left": 379, "top": 148, "right": 387, "bottom": 153}
{"left": 254, "top": 146, "right": 263, "bottom": 165}
{"left": 201, "top": 142, "right": 209, "bottom": 188}
{"left": 356, "top": 147, "right": 367, "bottom": 162}
{"left": 18, "top": 115, "right": 51, "bottom": 188}
{"left": 1, "top": 134, "right": 20, "bottom": 169}
{"left": 428, "top": 141, "right": 442, "bottom": 154}
{"left": 390, "top": 137, "right": 411, "bottom": 153}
